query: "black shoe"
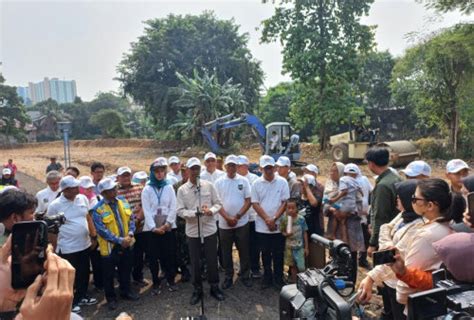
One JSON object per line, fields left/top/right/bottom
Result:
{"left": 181, "top": 268, "right": 191, "bottom": 283}
{"left": 359, "top": 259, "right": 372, "bottom": 270}
{"left": 221, "top": 278, "right": 233, "bottom": 290}
{"left": 120, "top": 292, "right": 139, "bottom": 301}
{"left": 210, "top": 285, "right": 225, "bottom": 301}
{"left": 241, "top": 277, "right": 253, "bottom": 288}
{"left": 107, "top": 300, "right": 118, "bottom": 311}
{"left": 133, "top": 279, "right": 148, "bottom": 287}
{"left": 190, "top": 289, "right": 203, "bottom": 305}
{"left": 151, "top": 283, "right": 161, "bottom": 296}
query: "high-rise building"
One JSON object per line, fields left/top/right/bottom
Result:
{"left": 16, "top": 77, "right": 77, "bottom": 106}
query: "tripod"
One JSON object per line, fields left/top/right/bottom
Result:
{"left": 195, "top": 177, "right": 207, "bottom": 320}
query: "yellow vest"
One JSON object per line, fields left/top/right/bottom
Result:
{"left": 95, "top": 198, "right": 132, "bottom": 256}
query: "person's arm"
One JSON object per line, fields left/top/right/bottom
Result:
{"left": 274, "top": 181, "right": 290, "bottom": 221}
{"left": 396, "top": 267, "right": 433, "bottom": 291}
{"left": 304, "top": 230, "right": 309, "bottom": 256}
{"left": 236, "top": 179, "right": 252, "bottom": 219}
{"left": 208, "top": 184, "right": 222, "bottom": 215}
{"left": 304, "top": 183, "right": 319, "bottom": 207}
{"left": 141, "top": 187, "right": 158, "bottom": 231}
{"left": 369, "top": 184, "right": 394, "bottom": 247}
{"left": 378, "top": 214, "right": 402, "bottom": 249}
{"left": 165, "top": 186, "right": 177, "bottom": 229}
{"left": 92, "top": 209, "right": 123, "bottom": 245}
{"left": 176, "top": 188, "right": 198, "bottom": 220}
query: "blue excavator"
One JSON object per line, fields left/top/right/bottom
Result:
{"left": 201, "top": 113, "right": 302, "bottom": 162}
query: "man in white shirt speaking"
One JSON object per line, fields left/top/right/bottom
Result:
{"left": 47, "top": 175, "right": 97, "bottom": 313}
{"left": 215, "top": 155, "right": 252, "bottom": 289}
{"left": 35, "top": 170, "right": 61, "bottom": 214}
{"left": 251, "top": 155, "right": 290, "bottom": 290}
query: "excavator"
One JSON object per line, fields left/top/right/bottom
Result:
{"left": 201, "top": 113, "right": 302, "bottom": 162}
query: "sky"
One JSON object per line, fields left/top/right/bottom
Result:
{"left": 0, "top": 0, "right": 471, "bottom": 101}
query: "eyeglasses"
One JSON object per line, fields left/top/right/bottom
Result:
{"left": 411, "top": 195, "right": 427, "bottom": 204}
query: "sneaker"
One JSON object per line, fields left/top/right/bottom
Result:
{"left": 78, "top": 296, "right": 98, "bottom": 306}
{"left": 72, "top": 304, "right": 81, "bottom": 314}
{"left": 152, "top": 283, "right": 161, "bottom": 296}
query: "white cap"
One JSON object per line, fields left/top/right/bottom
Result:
{"left": 224, "top": 154, "right": 239, "bottom": 165}
{"left": 401, "top": 160, "right": 431, "bottom": 177}
{"left": 151, "top": 157, "right": 168, "bottom": 168}
{"left": 344, "top": 163, "right": 361, "bottom": 175}
{"left": 186, "top": 157, "right": 201, "bottom": 168}
{"left": 304, "top": 164, "right": 319, "bottom": 174}
{"left": 60, "top": 175, "right": 80, "bottom": 191}
{"left": 237, "top": 155, "right": 249, "bottom": 166}
{"left": 276, "top": 156, "right": 291, "bottom": 167}
{"left": 107, "top": 174, "right": 117, "bottom": 182}
{"left": 168, "top": 156, "right": 180, "bottom": 165}
{"left": 79, "top": 176, "right": 95, "bottom": 189}
{"left": 2, "top": 168, "right": 11, "bottom": 175}
{"left": 259, "top": 155, "right": 275, "bottom": 168}
{"left": 303, "top": 174, "right": 316, "bottom": 186}
{"left": 446, "top": 159, "right": 470, "bottom": 174}
{"left": 117, "top": 166, "right": 132, "bottom": 176}
{"left": 97, "top": 178, "right": 117, "bottom": 193}
{"left": 0, "top": 185, "right": 18, "bottom": 194}
{"left": 204, "top": 152, "right": 217, "bottom": 161}
{"left": 132, "top": 171, "right": 148, "bottom": 181}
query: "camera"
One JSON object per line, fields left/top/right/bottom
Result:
{"left": 407, "top": 269, "right": 474, "bottom": 320}
{"left": 34, "top": 212, "right": 66, "bottom": 234}
{"left": 279, "top": 234, "right": 359, "bottom": 320}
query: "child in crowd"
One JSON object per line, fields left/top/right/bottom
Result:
{"left": 280, "top": 198, "right": 309, "bottom": 283}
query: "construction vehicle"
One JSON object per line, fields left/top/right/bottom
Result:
{"left": 201, "top": 113, "right": 302, "bottom": 162}
{"left": 329, "top": 119, "right": 419, "bottom": 167}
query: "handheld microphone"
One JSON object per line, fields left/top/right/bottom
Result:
{"left": 196, "top": 176, "right": 201, "bottom": 191}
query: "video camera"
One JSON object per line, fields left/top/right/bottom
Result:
{"left": 407, "top": 269, "right": 474, "bottom": 320}
{"left": 34, "top": 212, "right": 66, "bottom": 234}
{"left": 279, "top": 234, "right": 359, "bottom": 320}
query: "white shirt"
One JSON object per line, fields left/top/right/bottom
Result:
{"left": 167, "top": 171, "right": 181, "bottom": 184}
{"left": 356, "top": 175, "right": 373, "bottom": 215}
{"left": 141, "top": 184, "right": 177, "bottom": 231}
{"left": 270, "top": 135, "right": 280, "bottom": 149}
{"left": 200, "top": 169, "right": 225, "bottom": 185}
{"left": 214, "top": 174, "right": 251, "bottom": 229}
{"left": 35, "top": 187, "right": 60, "bottom": 214}
{"left": 242, "top": 172, "right": 259, "bottom": 221}
{"left": 251, "top": 175, "right": 290, "bottom": 234}
{"left": 47, "top": 194, "right": 91, "bottom": 254}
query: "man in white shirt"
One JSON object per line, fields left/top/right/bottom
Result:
{"left": 276, "top": 156, "right": 301, "bottom": 198}
{"left": 237, "top": 155, "right": 262, "bottom": 278}
{"left": 251, "top": 155, "right": 290, "bottom": 289}
{"left": 200, "top": 152, "right": 225, "bottom": 184}
{"left": 177, "top": 157, "right": 225, "bottom": 305}
{"left": 270, "top": 131, "right": 280, "bottom": 153}
{"left": 215, "top": 155, "right": 252, "bottom": 289}
{"left": 48, "top": 175, "right": 97, "bottom": 312}
{"left": 167, "top": 156, "right": 183, "bottom": 184}
{"left": 35, "top": 170, "right": 61, "bottom": 214}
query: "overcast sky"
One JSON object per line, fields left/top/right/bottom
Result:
{"left": 0, "top": 0, "right": 470, "bottom": 101}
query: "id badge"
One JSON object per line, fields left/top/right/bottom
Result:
{"left": 156, "top": 208, "right": 162, "bottom": 216}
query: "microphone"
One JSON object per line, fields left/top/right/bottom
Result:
{"left": 196, "top": 176, "right": 201, "bottom": 191}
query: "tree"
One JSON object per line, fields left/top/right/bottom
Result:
{"left": 257, "top": 82, "right": 295, "bottom": 124}
{"left": 89, "top": 109, "right": 130, "bottom": 138}
{"left": 117, "top": 11, "right": 263, "bottom": 131}
{"left": 392, "top": 23, "right": 473, "bottom": 154}
{"left": 261, "top": 0, "right": 375, "bottom": 149}
{"left": 418, "top": 0, "right": 473, "bottom": 14}
{"left": 0, "top": 74, "right": 28, "bottom": 142}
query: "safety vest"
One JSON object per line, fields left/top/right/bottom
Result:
{"left": 95, "top": 197, "right": 132, "bottom": 257}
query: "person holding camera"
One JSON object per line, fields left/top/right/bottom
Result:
{"left": 92, "top": 178, "right": 139, "bottom": 311}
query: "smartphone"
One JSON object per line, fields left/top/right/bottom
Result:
{"left": 372, "top": 248, "right": 396, "bottom": 266}
{"left": 11, "top": 221, "right": 48, "bottom": 289}
{"left": 467, "top": 192, "right": 474, "bottom": 225}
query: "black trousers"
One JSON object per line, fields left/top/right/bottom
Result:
{"left": 60, "top": 247, "right": 90, "bottom": 304}
{"left": 89, "top": 248, "right": 103, "bottom": 289}
{"left": 256, "top": 232, "right": 285, "bottom": 283}
{"left": 188, "top": 233, "right": 219, "bottom": 289}
{"left": 360, "top": 222, "right": 371, "bottom": 259}
{"left": 101, "top": 246, "right": 133, "bottom": 302}
{"left": 386, "top": 286, "right": 406, "bottom": 320}
{"left": 350, "top": 251, "right": 358, "bottom": 283}
{"left": 146, "top": 231, "right": 177, "bottom": 285}
{"left": 132, "top": 232, "right": 147, "bottom": 282}
{"left": 249, "top": 221, "right": 261, "bottom": 273}
{"left": 219, "top": 224, "right": 250, "bottom": 279}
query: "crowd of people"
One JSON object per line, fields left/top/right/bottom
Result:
{"left": 0, "top": 148, "right": 473, "bottom": 320}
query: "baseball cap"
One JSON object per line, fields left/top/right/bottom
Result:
{"left": 302, "top": 174, "right": 316, "bottom": 186}
{"left": 401, "top": 160, "right": 431, "bottom": 177}
{"left": 60, "top": 175, "right": 80, "bottom": 191}
{"left": 259, "top": 155, "right": 275, "bottom": 168}
{"left": 446, "top": 159, "right": 470, "bottom": 174}
{"left": 151, "top": 157, "right": 168, "bottom": 168}
{"left": 168, "top": 156, "right": 180, "bottom": 165}
{"left": 224, "top": 154, "right": 239, "bottom": 165}
{"left": 344, "top": 163, "right": 361, "bottom": 175}
{"left": 117, "top": 166, "right": 132, "bottom": 176}
{"left": 0, "top": 185, "right": 18, "bottom": 194}
{"left": 237, "top": 155, "right": 249, "bottom": 166}
{"left": 276, "top": 156, "right": 291, "bottom": 167}
{"left": 204, "top": 152, "right": 217, "bottom": 161}
{"left": 97, "top": 178, "right": 117, "bottom": 194}
{"left": 132, "top": 171, "right": 148, "bottom": 181}
{"left": 79, "top": 176, "right": 95, "bottom": 189}
{"left": 304, "top": 164, "right": 319, "bottom": 175}
{"left": 2, "top": 168, "right": 11, "bottom": 175}
{"left": 186, "top": 157, "right": 201, "bottom": 168}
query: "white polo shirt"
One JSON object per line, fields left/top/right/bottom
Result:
{"left": 35, "top": 187, "right": 60, "bottom": 214}
{"left": 200, "top": 169, "right": 225, "bottom": 185}
{"left": 241, "top": 172, "right": 259, "bottom": 222}
{"left": 251, "top": 175, "right": 290, "bottom": 234}
{"left": 167, "top": 171, "right": 182, "bottom": 184}
{"left": 47, "top": 194, "right": 91, "bottom": 254}
{"left": 214, "top": 174, "right": 251, "bottom": 229}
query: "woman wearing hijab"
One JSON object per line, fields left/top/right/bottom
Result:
{"left": 141, "top": 157, "right": 178, "bottom": 294}
{"left": 358, "top": 180, "right": 424, "bottom": 320}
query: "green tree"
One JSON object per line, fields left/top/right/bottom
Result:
{"left": 117, "top": 11, "right": 263, "bottom": 131}
{"left": 89, "top": 108, "right": 130, "bottom": 138}
{"left": 0, "top": 74, "right": 28, "bottom": 142}
{"left": 261, "top": 0, "right": 375, "bottom": 149}
{"left": 392, "top": 23, "right": 474, "bottom": 154}
{"left": 257, "top": 82, "right": 295, "bottom": 124}
{"left": 418, "top": 0, "right": 473, "bottom": 14}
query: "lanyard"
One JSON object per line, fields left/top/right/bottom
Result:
{"left": 152, "top": 187, "right": 164, "bottom": 206}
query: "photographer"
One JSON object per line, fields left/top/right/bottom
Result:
{"left": 0, "top": 190, "right": 36, "bottom": 234}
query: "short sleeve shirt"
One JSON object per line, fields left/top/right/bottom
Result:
{"left": 280, "top": 214, "right": 308, "bottom": 249}
{"left": 214, "top": 174, "right": 251, "bottom": 229}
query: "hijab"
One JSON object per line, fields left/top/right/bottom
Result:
{"left": 148, "top": 164, "right": 168, "bottom": 189}
{"left": 395, "top": 180, "right": 420, "bottom": 223}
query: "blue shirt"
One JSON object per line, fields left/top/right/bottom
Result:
{"left": 92, "top": 197, "right": 135, "bottom": 245}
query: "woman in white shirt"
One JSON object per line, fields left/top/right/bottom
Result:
{"left": 141, "top": 157, "right": 177, "bottom": 293}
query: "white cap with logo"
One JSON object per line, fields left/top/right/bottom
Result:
{"left": 168, "top": 156, "right": 180, "bottom": 165}
{"left": 224, "top": 154, "right": 239, "bottom": 165}
{"left": 2, "top": 168, "right": 11, "bottom": 175}
{"left": 259, "top": 155, "right": 275, "bottom": 168}
{"left": 151, "top": 157, "right": 168, "bottom": 168}
{"left": 446, "top": 159, "right": 470, "bottom": 174}
{"left": 204, "top": 152, "right": 217, "bottom": 161}
{"left": 97, "top": 178, "right": 117, "bottom": 194}
{"left": 344, "top": 163, "right": 361, "bottom": 175}
{"left": 60, "top": 175, "right": 80, "bottom": 191}
{"left": 79, "top": 176, "right": 95, "bottom": 189}
{"left": 237, "top": 155, "right": 249, "bottom": 166}
{"left": 276, "top": 156, "right": 291, "bottom": 167}
{"left": 304, "top": 164, "right": 319, "bottom": 174}
{"left": 132, "top": 171, "right": 148, "bottom": 181}
{"left": 117, "top": 166, "right": 132, "bottom": 176}
{"left": 401, "top": 160, "right": 432, "bottom": 177}
{"left": 186, "top": 157, "right": 202, "bottom": 168}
